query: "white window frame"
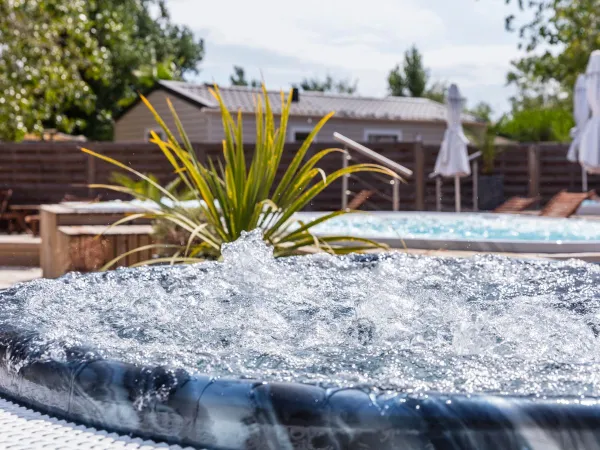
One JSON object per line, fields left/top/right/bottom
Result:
{"left": 290, "top": 127, "right": 317, "bottom": 143}
{"left": 145, "top": 127, "right": 166, "bottom": 142}
{"left": 363, "top": 128, "right": 403, "bottom": 143}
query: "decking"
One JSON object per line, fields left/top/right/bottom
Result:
{"left": 0, "top": 234, "right": 40, "bottom": 267}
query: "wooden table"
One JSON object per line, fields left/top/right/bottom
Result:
{"left": 10, "top": 205, "right": 42, "bottom": 210}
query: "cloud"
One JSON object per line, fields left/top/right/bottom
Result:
{"left": 171, "top": 0, "right": 522, "bottom": 113}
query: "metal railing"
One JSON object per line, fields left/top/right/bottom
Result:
{"left": 333, "top": 132, "right": 413, "bottom": 211}
{"left": 428, "top": 150, "right": 482, "bottom": 212}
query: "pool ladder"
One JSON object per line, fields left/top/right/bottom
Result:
{"left": 333, "top": 133, "right": 413, "bottom": 211}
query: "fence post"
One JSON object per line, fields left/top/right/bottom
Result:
{"left": 341, "top": 150, "right": 349, "bottom": 210}
{"left": 414, "top": 137, "right": 425, "bottom": 210}
{"left": 391, "top": 179, "right": 399, "bottom": 211}
{"left": 528, "top": 144, "right": 540, "bottom": 199}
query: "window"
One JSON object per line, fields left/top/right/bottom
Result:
{"left": 364, "top": 129, "right": 403, "bottom": 143}
{"left": 291, "top": 127, "right": 317, "bottom": 143}
{"left": 145, "top": 127, "right": 166, "bottom": 142}
{"left": 294, "top": 131, "right": 311, "bottom": 142}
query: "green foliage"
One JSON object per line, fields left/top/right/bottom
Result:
{"left": 387, "top": 65, "right": 407, "bottom": 97}
{"left": 85, "top": 86, "right": 397, "bottom": 266}
{"left": 152, "top": 207, "right": 210, "bottom": 258}
{"left": 0, "top": 0, "right": 204, "bottom": 142}
{"left": 403, "top": 46, "right": 428, "bottom": 97}
{"left": 495, "top": 107, "right": 573, "bottom": 143}
{"left": 388, "top": 45, "right": 428, "bottom": 97}
{"left": 462, "top": 102, "right": 495, "bottom": 174}
{"left": 0, "top": 0, "right": 101, "bottom": 140}
{"left": 230, "top": 66, "right": 261, "bottom": 88}
{"left": 388, "top": 46, "right": 447, "bottom": 101}
{"left": 481, "top": 129, "right": 497, "bottom": 175}
{"left": 468, "top": 102, "right": 493, "bottom": 123}
{"left": 132, "top": 56, "right": 182, "bottom": 92}
{"left": 465, "top": 124, "right": 498, "bottom": 175}
{"left": 109, "top": 172, "right": 194, "bottom": 203}
{"left": 295, "top": 75, "right": 358, "bottom": 94}
{"left": 422, "top": 81, "right": 448, "bottom": 103}
{"left": 503, "top": 0, "right": 593, "bottom": 99}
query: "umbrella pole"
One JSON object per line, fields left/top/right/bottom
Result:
{"left": 455, "top": 176, "right": 461, "bottom": 212}
{"left": 436, "top": 177, "right": 442, "bottom": 212}
{"left": 582, "top": 167, "right": 588, "bottom": 192}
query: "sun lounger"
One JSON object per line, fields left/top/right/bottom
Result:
{"left": 493, "top": 196, "right": 539, "bottom": 214}
{"left": 347, "top": 190, "right": 375, "bottom": 210}
{"left": 539, "top": 190, "right": 596, "bottom": 218}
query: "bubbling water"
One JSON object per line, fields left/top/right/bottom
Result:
{"left": 2, "top": 229, "right": 600, "bottom": 398}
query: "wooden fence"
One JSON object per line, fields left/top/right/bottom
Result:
{"left": 1, "top": 141, "right": 598, "bottom": 211}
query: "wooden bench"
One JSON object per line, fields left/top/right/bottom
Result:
{"left": 42, "top": 225, "right": 155, "bottom": 278}
{"left": 40, "top": 204, "right": 152, "bottom": 278}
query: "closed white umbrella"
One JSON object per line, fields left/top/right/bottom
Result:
{"left": 580, "top": 50, "right": 600, "bottom": 176}
{"left": 568, "top": 74, "right": 589, "bottom": 162}
{"left": 568, "top": 74, "right": 591, "bottom": 190}
{"left": 434, "top": 84, "right": 470, "bottom": 212}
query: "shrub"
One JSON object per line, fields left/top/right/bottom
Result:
{"left": 83, "top": 85, "right": 399, "bottom": 266}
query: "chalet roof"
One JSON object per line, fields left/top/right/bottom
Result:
{"left": 157, "top": 80, "right": 482, "bottom": 125}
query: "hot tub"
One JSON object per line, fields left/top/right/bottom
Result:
{"left": 1, "top": 230, "right": 600, "bottom": 449}
{"left": 299, "top": 211, "right": 600, "bottom": 253}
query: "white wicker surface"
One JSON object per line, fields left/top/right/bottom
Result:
{"left": 0, "top": 396, "right": 198, "bottom": 449}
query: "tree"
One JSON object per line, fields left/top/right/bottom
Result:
{"left": 387, "top": 65, "right": 407, "bottom": 97}
{"left": 388, "top": 45, "right": 429, "bottom": 97}
{"left": 403, "top": 46, "right": 428, "bottom": 97}
{"left": 388, "top": 45, "right": 449, "bottom": 101}
{"left": 468, "top": 102, "right": 493, "bottom": 123}
{"left": 423, "top": 81, "right": 448, "bottom": 103}
{"left": 0, "top": 0, "right": 102, "bottom": 141}
{"left": 229, "top": 66, "right": 260, "bottom": 88}
{"left": 502, "top": 0, "right": 594, "bottom": 98}
{"left": 0, "top": 0, "right": 204, "bottom": 141}
{"left": 295, "top": 75, "right": 357, "bottom": 94}
{"left": 133, "top": 56, "right": 181, "bottom": 90}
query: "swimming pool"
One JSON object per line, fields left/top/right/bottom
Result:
{"left": 298, "top": 211, "right": 600, "bottom": 253}
{"left": 62, "top": 200, "right": 600, "bottom": 253}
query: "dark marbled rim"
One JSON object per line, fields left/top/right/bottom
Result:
{"left": 1, "top": 325, "right": 600, "bottom": 449}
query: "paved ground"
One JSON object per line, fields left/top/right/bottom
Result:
{"left": 0, "top": 266, "right": 42, "bottom": 289}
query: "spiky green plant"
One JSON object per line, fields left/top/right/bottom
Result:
{"left": 82, "top": 85, "right": 400, "bottom": 266}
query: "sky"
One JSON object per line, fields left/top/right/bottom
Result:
{"left": 167, "top": 0, "right": 525, "bottom": 117}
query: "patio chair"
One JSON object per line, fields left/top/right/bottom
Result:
{"left": 0, "top": 189, "right": 27, "bottom": 233}
{"left": 347, "top": 190, "right": 375, "bottom": 210}
{"left": 493, "top": 196, "right": 540, "bottom": 214}
{"left": 24, "top": 214, "right": 40, "bottom": 236}
{"left": 539, "top": 190, "right": 596, "bottom": 218}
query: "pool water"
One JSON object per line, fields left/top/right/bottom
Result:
{"left": 298, "top": 212, "right": 600, "bottom": 243}
{"left": 63, "top": 199, "right": 600, "bottom": 245}
{"left": 4, "top": 229, "right": 600, "bottom": 397}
